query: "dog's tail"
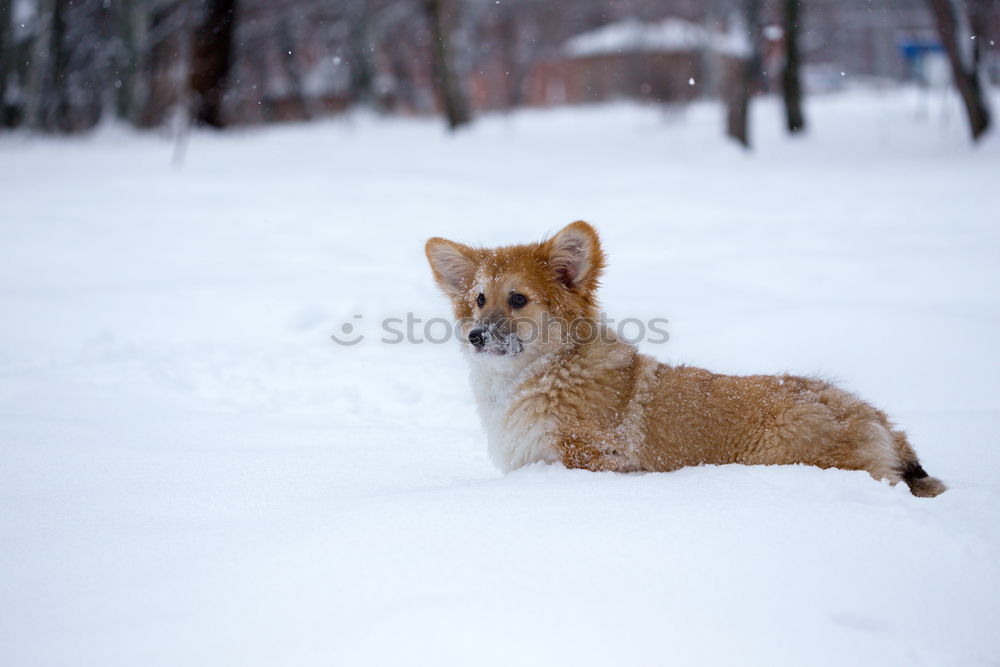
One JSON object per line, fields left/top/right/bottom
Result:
{"left": 900, "top": 461, "right": 947, "bottom": 498}
{"left": 893, "top": 431, "right": 946, "bottom": 498}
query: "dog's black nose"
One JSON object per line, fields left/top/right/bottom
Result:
{"left": 469, "top": 328, "right": 486, "bottom": 349}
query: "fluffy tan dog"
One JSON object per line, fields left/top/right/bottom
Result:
{"left": 425, "top": 221, "right": 945, "bottom": 497}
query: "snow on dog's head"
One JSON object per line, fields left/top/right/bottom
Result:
{"left": 425, "top": 221, "right": 606, "bottom": 358}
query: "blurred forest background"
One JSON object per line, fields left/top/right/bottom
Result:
{"left": 0, "top": 0, "right": 997, "bottom": 144}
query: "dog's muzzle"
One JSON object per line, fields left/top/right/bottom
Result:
{"left": 468, "top": 325, "right": 521, "bottom": 355}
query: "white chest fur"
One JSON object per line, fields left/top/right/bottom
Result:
{"left": 466, "top": 353, "right": 560, "bottom": 472}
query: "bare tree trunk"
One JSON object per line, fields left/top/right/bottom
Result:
{"left": 138, "top": 0, "right": 187, "bottom": 127}
{"left": 495, "top": 7, "right": 521, "bottom": 108}
{"left": 348, "top": 0, "right": 377, "bottom": 107}
{"left": 0, "top": 0, "right": 11, "bottom": 125}
{"left": 725, "top": 63, "right": 750, "bottom": 147}
{"left": 781, "top": 0, "right": 805, "bottom": 133}
{"left": 23, "top": 0, "right": 74, "bottom": 132}
{"left": 702, "top": 0, "right": 729, "bottom": 103}
{"left": 50, "top": 0, "right": 71, "bottom": 131}
{"left": 189, "top": 0, "right": 237, "bottom": 128}
{"left": 927, "top": 0, "right": 991, "bottom": 141}
{"left": 172, "top": 2, "right": 195, "bottom": 164}
{"left": 115, "top": 0, "right": 150, "bottom": 125}
{"left": 276, "top": 17, "right": 310, "bottom": 120}
{"left": 424, "top": 0, "right": 470, "bottom": 130}
{"left": 724, "top": 0, "right": 762, "bottom": 148}
{"left": 25, "top": 0, "right": 56, "bottom": 130}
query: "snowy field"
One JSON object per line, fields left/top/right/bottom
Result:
{"left": 2, "top": 90, "right": 999, "bottom": 666}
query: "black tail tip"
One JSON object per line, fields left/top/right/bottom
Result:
{"left": 901, "top": 461, "right": 946, "bottom": 498}
{"left": 902, "top": 462, "right": 929, "bottom": 481}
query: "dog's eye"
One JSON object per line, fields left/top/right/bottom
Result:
{"left": 509, "top": 293, "right": 528, "bottom": 309}
{"left": 476, "top": 293, "right": 486, "bottom": 308}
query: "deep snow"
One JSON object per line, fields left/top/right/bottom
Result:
{"left": 1, "top": 91, "right": 999, "bottom": 666}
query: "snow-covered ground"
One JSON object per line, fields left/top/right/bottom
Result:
{"left": 1, "top": 90, "right": 999, "bottom": 666}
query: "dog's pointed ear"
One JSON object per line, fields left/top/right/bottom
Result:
{"left": 426, "top": 237, "right": 477, "bottom": 296}
{"left": 545, "top": 221, "right": 604, "bottom": 292}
